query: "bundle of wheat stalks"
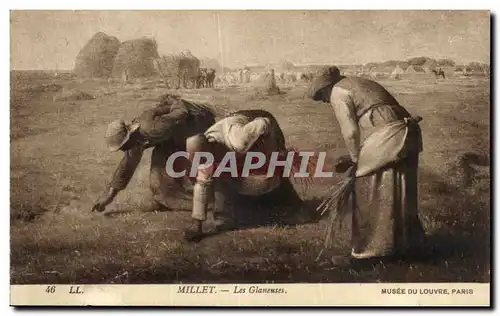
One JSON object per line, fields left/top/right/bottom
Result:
{"left": 316, "top": 165, "right": 357, "bottom": 250}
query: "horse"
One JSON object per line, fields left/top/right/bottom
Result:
{"left": 205, "top": 68, "right": 216, "bottom": 88}
{"left": 196, "top": 68, "right": 208, "bottom": 88}
{"left": 432, "top": 68, "right": 446, "bottom": 79}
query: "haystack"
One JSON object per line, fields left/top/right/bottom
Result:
{"left": 253, "top": 69, "right": 280, "bottom": 95}
{"left": 200, "top": 57, "right": 221, "bottom": 72}
{"left": 423, "top": 59, "right": 438, "bottom": 74}
{"left": 112, "top": 37, "right": 160, "bottom": 80}
{"left": 154, "top": 50, "right": 201, "bottom": 88}
{"left": 74, "top": 32, "right": 121, "bottom": 78}
{"left": 405, "top": 65, "right": 417, "bottom": 74}
{"left": 390, "top": 64, "right": 405, "bottom": 79}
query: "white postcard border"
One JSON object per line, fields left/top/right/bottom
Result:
{"left": 10, "top": 283, "right": 490, "bottom": 306}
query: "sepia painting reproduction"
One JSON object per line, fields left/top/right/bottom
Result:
{"left": 9, "top": 10, "right": 491, "bottom": 306}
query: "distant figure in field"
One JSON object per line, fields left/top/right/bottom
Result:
{"left": 197, "top": 68, "right": 207, "bottom": 88}
{"left": 238, "top": 69, "right": 244, "bottom": 84}
{"left": 308, "top": 66, "right": 426, "bottom": 263}
{"left": 432, "top": 68, "right": 446, "bottom": 79}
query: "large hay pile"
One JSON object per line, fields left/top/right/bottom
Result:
{"left": 178, "top": 51, "right": 200, "bottom": 77}
{"left": 154, "top": 50, "right": 200, "bottom": 88}
{"left": 155, "top": 51, "right": 199, "bottom": 78}
{"left": 74, "top": 32, "right": 121, "bottom": 78}
{"left": 200, "top": 57, "right": 221, "bottom": 72}
{"left": 112, "top": 37, "right": 160, "bottom": 79}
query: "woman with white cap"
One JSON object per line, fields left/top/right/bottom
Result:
{"left": 308, "top": 66, "right": 426, "bottom": 262}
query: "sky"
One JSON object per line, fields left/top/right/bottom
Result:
{"left": 10, "top": 10, "right": 490, "bottom": 70}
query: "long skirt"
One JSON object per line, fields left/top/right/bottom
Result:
{"left": 149, "top": 141, "right": 193, "bottom": 210}
{"left": 149, "top": 109, "right": 215, "bottom": 210}
{"left": 211, "top": 176, "right": 302, "bottom": 227}
{"left": 351, "top": 151, "right": 426, "bottom": 258}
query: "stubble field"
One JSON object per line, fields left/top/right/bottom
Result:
{"left": 10, "top": 71, "right": 490, "bottom": 284}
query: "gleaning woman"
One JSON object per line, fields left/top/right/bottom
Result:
{"left": 308, "top": 66, "right": 426, "bottom": 264}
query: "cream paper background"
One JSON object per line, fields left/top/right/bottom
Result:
{"left": 10, "top": 284, "right": 490, "bottom": 306}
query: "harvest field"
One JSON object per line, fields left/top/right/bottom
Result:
{"left": 10, "top": 71, "right": 490, "bottom": 284}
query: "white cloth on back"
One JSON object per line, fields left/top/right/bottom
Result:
{"left": 355, "top": 119, "right": 408, "bottom": 177}
{"left": 205, "top": 114, "right": 270, "bottom": 153}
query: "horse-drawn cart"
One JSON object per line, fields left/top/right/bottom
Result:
{"left": 153, "top": 51, "right": 200, "bottom": 89}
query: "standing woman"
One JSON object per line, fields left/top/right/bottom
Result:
{"left": 308, "top": 66, "right": 426, "bottom": 261}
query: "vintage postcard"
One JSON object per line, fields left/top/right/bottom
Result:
{"left": 9, "top": 10, "right": 491, "bottom": 306}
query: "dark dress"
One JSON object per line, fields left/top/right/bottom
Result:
{"left": 109, "top": 99, "right": 215, "bottom": 209}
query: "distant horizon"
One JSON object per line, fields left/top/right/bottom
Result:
{"left": 10, "top": 56, "right": 489, "bottom": 72}
{"left": 11, "top": 11, "right": 490, "bottom": 71}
